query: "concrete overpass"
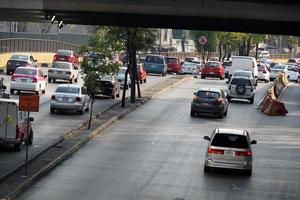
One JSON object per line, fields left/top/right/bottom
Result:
{"left": 1, "top": 0, "right": 300, "bottom": 35}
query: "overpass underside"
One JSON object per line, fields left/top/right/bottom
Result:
{"left": 1, "top": 0, "right": 300, "bottom": 35}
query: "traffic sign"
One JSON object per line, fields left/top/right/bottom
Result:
{"left": 19, "top": 95, "right": 40, "bottom": 112}
{"left": 198, "top": 36, "right": 207, "bottom": 45}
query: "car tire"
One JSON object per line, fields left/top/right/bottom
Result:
{"left": 224, "top": 109, "right": 228, "bottom": 117}
{"left": 15, "top": 142, "right": 22, "bottom": 152}
{"left": 140, "top": 80, "right": 143, "bottom": 84}
{"left": 218, "top": 113, "right": 224, "bottom": 119}
{"left": 190, "top": 110, "right": 196, "bottom": 117}
{"left": 25, "top": 129, "right": 33, "bottom": 145}
{"left": 70, "top": 78, "right": 73, "bottom": 84}
{"left": 10, "top": 89, "right": 14, "bottom": 94}
{"left": 50, "top": 108, "right": 55, "bottom": 114}
{"left": 111, "top": 92, "right": 116, "bottom": 99}
{"left": 78, "top": 109, "right": 84, "bottom": 115}
{"left": 48, "top": 78, "right": 51, "bottom": 83}
{"left": 75, "top": 78, "right": 78, "bottom": 83}
{"left": 144, "top": 78, "right": 147, "bottom": 83}
{"left": 201, "top": 75, "right": 205, "bottom": 79}
{"left": 6, "top": 71, "right": 10, "bottom": 75}
{"left": 35, "top": 90, "right": 39, "bottom": 95}
{"left": 227, "top": 97, "right": 231, "bottom": 102}
{"left": 249, "top": 97, "right": 254, "bottom": 104}
{"left": 244, "top": 168, "right": 252, "bottom": 176}
{"left": 42, "top": 89, "right": 46, "bottom": 94}
{"left": 204, "top": 165, "right": 210, "bottom": 173}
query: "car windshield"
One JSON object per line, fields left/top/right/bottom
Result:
{"left": 145, "top": 56, "right": 164, "bottom": 64}
{"left": 166, "top": 57, "right": 178, "bottom": 64}
{"left": 57, "top": 50, "right": 72, "bottom": 56}
{"left": 10, "top": 54, "right": 29, "bottom": 61}
{"left": 233, "top": 71, "right": 252, "bottom": 77}
{"left": 15, "top": 68, "right": 36, "bottom": 76}
{"left": 211, "top": 133, "right": 249, "bottom": 148}
{"left": 223, "top": 61, "right": 232, "bottom": 66}
{"left": 183, "top": 63, "right": 196, "bottom": 68}
{"left": 272, "top": 65, "right": 286, "bottom": 70}
{"left": 230, "top": 78, "right": 252, "bottom": 86}
{"left": 196, "top": 91, "right": 220, "bottom": 99}
{"left": 185, "top": 57, "right": 198, "bottom": 62}
{"left": 204, "top": 62, "right": 219, "bottom": 67}
{"left": 52, "top": 63, "right": 71, "bottom": 69}
{"left": 55, "top": 87, "right": 79, "bottom": 94}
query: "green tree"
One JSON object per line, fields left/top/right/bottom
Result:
{"left": 108, "top": 27, "right": 156, "bottom": 105}
{"left": 81, "top": 26, "right": 121, "bottom": 129}
{"left": 287, "top": 36, "right": 298, "bottom": 56}
{"left": 217, "top": 32, "right": 245, "bottom": 60}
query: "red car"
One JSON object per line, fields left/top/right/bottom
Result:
{"left": 137, "top": 63, "right": 147, "bottom": 83}
{"left": 201, "top": 61, "right": 225, "bottom": 80}
{"left": 166, "top": 56, "right": 181, "bottom": 74}
{"left": 53, "top": 50, "right": 79, "bottom": 66}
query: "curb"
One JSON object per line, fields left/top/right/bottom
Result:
{"left": 5, "top": 104, "right": 137, "bottom": 200}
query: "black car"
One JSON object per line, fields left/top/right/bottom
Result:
{"left": 97, "top": 74, "right": 120, "bottom": 99}
{"left": 6, "top": 53, "right": 37, "bottom": 75}
{"left": 190, "top": 88, "right": 229, "bottom": 118}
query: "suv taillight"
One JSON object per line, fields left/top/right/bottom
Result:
{"left": 215, "top": 98, "right": 224, "bottom": 105}
{"left": 235, "top": 151, "right": 252, "bottom": 157}
{"left": 208, "top": 148, "right": 224, "bottom": 155}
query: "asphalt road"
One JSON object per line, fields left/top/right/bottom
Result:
{"left": 16, "top": 78, "right": 300, "bottom": 200}
{"left": 0, "top": 69, "right": 174, "bottom": 177}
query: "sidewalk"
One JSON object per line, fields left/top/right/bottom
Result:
{"left": 280, "top": 83, "right": 300, "bottom": 117}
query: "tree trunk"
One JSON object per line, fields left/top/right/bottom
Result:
{"left": 255, "top": 43, "right": 258, "bottom": 60}
{"left": 88, "top": 97, "right": 95, "bottom": 129}
{"left": 130, "top": 45, "right": 137, "bottom": 103}
{"left": 219, "top": 42, "right": 222, "bottom": 61}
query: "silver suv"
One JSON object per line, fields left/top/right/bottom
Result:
{"left": 227, "top": 76, "right": 255, "bottom": 104}
{"left": 203, "top": 128, "right": 257, "bottom": 176}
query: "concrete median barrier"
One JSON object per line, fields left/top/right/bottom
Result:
{"left": 258, "top": 72, "right": 289, "bottom": 116}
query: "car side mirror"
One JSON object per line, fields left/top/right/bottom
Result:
{"left": 251, "top": 140, "right": 257, "bottom": 144}
{"left": 203, "top": 136, "right": 210, "bottom": 141}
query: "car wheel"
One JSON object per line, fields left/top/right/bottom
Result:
{"left": 35, "top": 90, "right": 39, "bottom": 95}
{"left": 249, "top": 97, "right": 254, "bottom": 104}
{"left": 42, "top": 89, "right": 46, "bottom": 94}
{"left": 218, "top": 113, "right": 224, "bottom": 119}
{"left": 140, "top": 80, "right": 143, "bottom": 84}
{"left": 111, "top": 92, "right": 116, "bottom": 99}
{"left": 14, "top": 142, "right": 22, "bottom": 152}
{"left": 244, "top": 168, "right": 252, "bottom": 176}
{"left": 190, "top": 110, "right": 196, "bottom": 117}
{"left": 227, "top": 97, "right": 231, "bottom": 102}
{"left": 50, "top": 108, "right": 55, "bottom": 114}
{"left": 144, "top": 78, "right": 147, "bottom": 83}
{"left": 6, "top": 71, "right": 10, "bottom": 75}
{"left": 25, "top": 129, "right": 33, "bottom": 145}
{"left": 224, "top": 109, "right": 228, "bottom": 117}
{"left": 48, "top": 78, "right": 51, "bottom": 83}
{"left": 75, "top": 78, "right": 78, "bottom": 83}
{"left": 78, "top": 109, "right": 84, "bottom": 115}
{"left": 10, "top": 89, "right": 14, "bottom": 94}
{"left": 69, "top": 78, "right": 73, "bottom": 84}
{"left": 204, "top": 164, "right": 210, "bottom": 173}
{"left": 201, "top": 75, "right": 205, "bottom": 79}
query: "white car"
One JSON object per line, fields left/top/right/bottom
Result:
{"left": 227, "top": 76, "right": 256, "bottom": 104}
{"left": 50, "top": 84, "right": 90, "bottom": 114}
{"left": 48, "top": 61, "right": 79, "bottom": 84}
{"left": 257, "top": 64, "right": 270, "bottom": 82}
{"left": 270, "top": 64, "right": 299, "bottom": 82}
{"left": 10, "top": 67, "right": 47, "bottom": 95}
{"left": 181, "top": 62, "right": 199, "bottom": 75}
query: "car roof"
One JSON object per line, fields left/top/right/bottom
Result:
{"left": 57, "top": 84, "right": 81, "bottom": 88}
{"left": 11, "top": 53, "right": 31, "bottom": 56}
{"left": 197, "top": 87, "right": 221, "bottom": 93}
{"left": 52, "top": 61, "right": 72, "bottom": 65}
{"left": 16, "top": 66, "right": 37, "bottom": 70}
{"left": 216, "top": 128, "right": 247, "bottom": 136}
{"left": 233, "top": 70, "right": 252, "bottom": 73}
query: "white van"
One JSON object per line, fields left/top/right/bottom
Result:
{"left": 0, "top": 98, "right": 34, "bottom": 151}
{"left": 229, "top": 56, "right": 258, "bottom": 85}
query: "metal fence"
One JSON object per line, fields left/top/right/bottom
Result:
{"left": 0, "top": 38, "right": 80, "bottom": 54}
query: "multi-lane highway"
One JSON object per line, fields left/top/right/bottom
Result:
{"left": 15, "top": 77, "right": 300, "bottom": 200}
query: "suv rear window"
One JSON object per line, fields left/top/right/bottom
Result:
{"left": 145, "top": 56, "right": 164, "bottom": 64}
{"left": 56, "top": 50, "right": 72, "bottom": 56}
{"left": 211, "top": 133, "right": 249, "bottom": 148}
{"left": 196, "top": 91, "right": 220, "bottom": 99}
{"left": 230, "top": 78, "right": 252, "bottom": 86}
{"left": 55, "top": 87, "right": 79, "bottom": 94}
{"left": 15, "top": 68, "right": 37, "bottom": 76}
{"left": 166, "top": 57, "right": 178, "bottom": 64}
{"left": 52, "top": 62, "right": 71, "bottom": 69}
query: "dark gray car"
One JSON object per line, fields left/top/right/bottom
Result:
{"left": 190, "top": 88, "right": 228, "bottom": 118}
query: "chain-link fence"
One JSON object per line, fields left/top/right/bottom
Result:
{"left": 0, "top": 38, "right": 79, "bottom": 54}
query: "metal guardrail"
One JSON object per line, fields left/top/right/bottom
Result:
{"left": 0, "top": 38, "right": 80, "bottom": 53}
